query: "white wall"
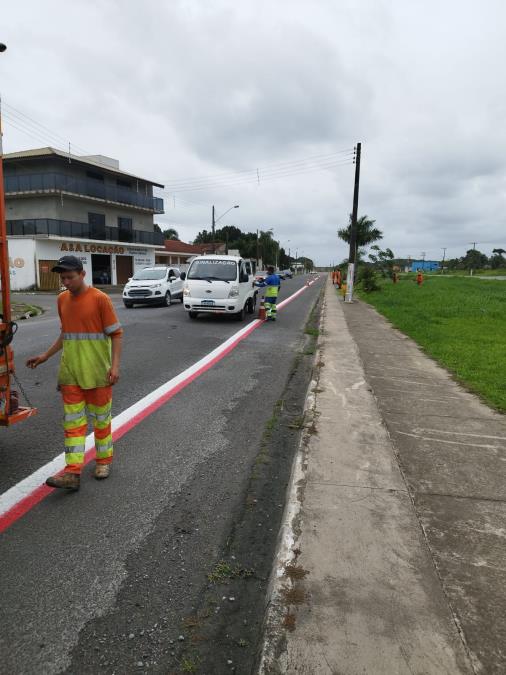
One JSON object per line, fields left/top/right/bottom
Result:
{"left": 5, "top": 239, "right": 37, "bottom": 291}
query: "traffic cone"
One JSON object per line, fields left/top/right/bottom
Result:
{"left": 258, "top": 296, "right": 267, "bottom": 320}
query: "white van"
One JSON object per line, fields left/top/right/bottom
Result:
{"left": 182, "top": 255, "right": 257, "bottom": 320}
{"left": 122, "top": 266, "right": 184, "bottom": 308}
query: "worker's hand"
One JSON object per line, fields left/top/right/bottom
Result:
{"left": 26, "top": 354, "right": 47, "bottom": 369}
{"left": 107, "top": 366, "right": 120, "bottom": 385}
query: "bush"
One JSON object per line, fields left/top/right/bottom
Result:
{"left": 358, "top": 266, "right": 380, "bottom": 292}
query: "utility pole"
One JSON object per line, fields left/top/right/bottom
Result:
{"left": 256, "top": 229, "right": 259, "bottom": 268}
{"left": 345, "top": 142, "right": 361, "bottom": 302}
{"left": 468, "top": 242, "right": 478, "bottom": 276}
{"left": 211, "top": 205, "right": 216, "bottom": 254}
{"left": 441, "top": 247, "right": 447, "bottom": 274}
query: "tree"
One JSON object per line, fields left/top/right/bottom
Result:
{"left": 491, "top": 248, "right": 506, "bottom": 269}
{"left": 368, "top": 245, "right": 395, "bottom": 277}
{"left": 163, "top": 228, "right": 180, "bottom": 240}
{"left": 462, "top": 248, "right": 488, "bottom": 270}
{"left": 338, "top": 215, "right": 383, "bottom": 249}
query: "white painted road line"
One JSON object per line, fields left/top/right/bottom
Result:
{"left": 0, "top": 277, "right": 320, "bottom": 533}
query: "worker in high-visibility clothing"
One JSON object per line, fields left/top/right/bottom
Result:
{"left": 27, "top": 255, "right": 123, "bottom": 491}
{"left": 255, "top": 265, "right": 281, "bottom": 321}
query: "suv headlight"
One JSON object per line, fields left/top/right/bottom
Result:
{"left": 152, "top": 283, "right": 162, "bottom": 288}
{"left": 183, "top": 287, "right": 191, "bottom": 297}
{"left": 228, "top": 285, "right": 240, "bottom": 298}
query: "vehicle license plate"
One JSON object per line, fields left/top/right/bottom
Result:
{"left": 201, "top": 299, "right": 215, "bottom": 306}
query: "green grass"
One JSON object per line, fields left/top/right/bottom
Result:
{"left": 357, "top": 276, "right": 506, "bottom": 412}
{"left": 0, "top": 301, "right": 42, "bottom": 320}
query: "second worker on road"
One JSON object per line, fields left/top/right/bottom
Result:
{"left": 255, "top": 265, "right": 281, "bottom": 321}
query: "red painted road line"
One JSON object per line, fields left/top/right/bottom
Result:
{"left": 0, "top": 278, "right": 320, "bottom": 534}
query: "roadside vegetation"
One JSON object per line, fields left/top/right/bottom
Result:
{"left": 356, "top": 275, "right": 506, "bottom": 412}
{"left": 0, "top": 301, "right": 42, "bottom": 320}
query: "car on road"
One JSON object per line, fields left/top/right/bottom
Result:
{"left": 279, "top": 269, "right": 293, "bottom": 279}
{"left": 122, "top": 266, "right": 184, "bottom": 308}
{"left": 182, "top": 255, "right": 257, "bottom": 320}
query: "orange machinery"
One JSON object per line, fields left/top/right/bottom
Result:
{"left": 0, "top": 113, "right": 37, "bottom": 425}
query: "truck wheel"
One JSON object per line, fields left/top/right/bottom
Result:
{"left": 246, "top": 297, "right": 255, "bottom": 314}
{"left": 189, "top": 311, "right": 198, "bottom": 319}
{"left": 164, "top": 291, "right": 172, "bottom": 307}
{"left": 123, "top": 301, "right": 133, "bottom": 309}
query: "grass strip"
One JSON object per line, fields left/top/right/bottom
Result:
{"left": 357, "top": 275, "right": 506, "bottom": 412}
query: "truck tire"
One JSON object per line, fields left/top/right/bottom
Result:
{"left": 189, "top": 311, "right": 198, "bottom": 319}
{"left": 246, "top": 297, "right": 255, "bottom": 314}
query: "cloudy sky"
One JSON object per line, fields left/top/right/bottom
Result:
{"left": 2, "top": 0, "right": 505, "bottom": 265}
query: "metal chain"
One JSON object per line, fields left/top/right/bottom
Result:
{"left": 11, "top": 370, "right": 35, "bottom": 409}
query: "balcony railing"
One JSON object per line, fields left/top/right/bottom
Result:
{"left": 7, "top": 218, "right": 165, "bottom": 246}
{"left": 4, "top": 172, "right": 164, "bottom": 213}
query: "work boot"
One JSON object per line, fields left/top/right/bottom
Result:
{"left": 46, "top": 473, "right": 80, "bottom": 490}
{"left": 94, "top": 464, "right": 111, "bottom": 480}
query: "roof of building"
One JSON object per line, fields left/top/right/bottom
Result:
{"left": 163, "top": 240, "right": 226, "bottom": 255}
{"left": 3, "top": 147, "right": 164, "bottom": 188}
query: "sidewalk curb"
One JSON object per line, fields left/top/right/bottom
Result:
{"left": 256, "top": 291, "right": 326, "bottom": 674}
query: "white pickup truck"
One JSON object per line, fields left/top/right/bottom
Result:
{"left": 182, "top": 255, "right": 257, "bottom": 320}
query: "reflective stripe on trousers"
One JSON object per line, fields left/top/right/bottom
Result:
{"left": 265, "top": 297, "right": 277, "bottom": 318}
{"left": 61, "top": 385, "right": 113, "bottom": 474}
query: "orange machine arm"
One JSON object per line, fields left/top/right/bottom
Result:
{"left": 0, "top": 113, "right": 36, "bottom": 425}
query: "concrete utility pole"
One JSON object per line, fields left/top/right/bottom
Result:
{"left": 345, "top": 142, "right": 361, "bottom": 303}
{"left": 441, "top": 247, "right": 447, "bottom": 274}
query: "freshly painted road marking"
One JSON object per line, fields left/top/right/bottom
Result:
{"left": 0, "top": 277, "right": 320, "bottom": 533}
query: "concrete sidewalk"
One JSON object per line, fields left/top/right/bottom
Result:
{"left": 259, "top": 279, "right": 475, "bottom": 674}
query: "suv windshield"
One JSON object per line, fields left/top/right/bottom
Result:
{"left": 188, "top": 260, "right": 238, "bottom": 282}
{"left": 132, "top": 269, "right": 166, "bottom": 281}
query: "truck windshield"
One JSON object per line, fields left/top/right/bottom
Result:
{"left": 188, "top": 260, "right": 238, "bottom": 282}
{"left": 132, "top": 269, "right": 166, "bottom": 280}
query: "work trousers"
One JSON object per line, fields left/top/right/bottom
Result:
{"left": 265, "top": 296, "right": 278, "bottom": 319}
{"left": 61, "top": 385, "right": 113, "bottom": 474}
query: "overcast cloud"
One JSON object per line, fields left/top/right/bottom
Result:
{"left": 2, "top": 0, "right": 505, "bottom": 265}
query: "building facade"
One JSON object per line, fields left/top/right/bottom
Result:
{"left": 409, "top": 260, "right": 440, "bottom": 272}
{"left": 4, "top": 147, "right": 164, "bottom": 290}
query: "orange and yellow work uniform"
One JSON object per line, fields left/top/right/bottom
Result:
{"left": 57, "top": 287, "right": 123, "bottom": 474}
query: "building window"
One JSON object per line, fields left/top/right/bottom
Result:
{"left": 88, "top": 212, "right": 106, "bottom": 240}
{"left": 87, "top": 171, "right": 104, "bottom": 182}
{"left": 118, "top": 216, "right": 133, "bottom": 242}
{"left": 117, "top": 178, "right": 132, "bottom": 188}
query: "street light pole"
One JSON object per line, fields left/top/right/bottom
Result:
{"left": 211, "top": 204, "right": 239, "bottom": 255}
{"left": 212, "top": 205, "right": 215, "bottom": 254}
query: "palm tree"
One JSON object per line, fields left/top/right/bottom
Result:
{"left": 338, "top": 215, "right": 383, "bottom": 248}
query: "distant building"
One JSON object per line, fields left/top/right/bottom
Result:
{"left": 410, "top": 260, "right": 440, "bottom": 272}
{"left": 4, "top": 147, "right": 164, "bottom": 290}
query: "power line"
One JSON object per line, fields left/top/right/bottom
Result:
{"left": 163, "top": 149, "right": 354, "bottom": 189}
{"left": 164, "top": 158, "right": 354, "bottom": 194}
{"left": 2, "top": 97, "right": 355, "bottom": 199}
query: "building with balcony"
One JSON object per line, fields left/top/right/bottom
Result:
{"left": 4, "top": 147, "right": 165, "bottom": 290}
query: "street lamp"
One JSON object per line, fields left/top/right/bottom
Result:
{"left": 212, "top": 204, "right": 239, "bottom": 254}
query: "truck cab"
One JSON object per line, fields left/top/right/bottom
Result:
{"left": 182, "top": 255, "right": 257, "bottom": 320}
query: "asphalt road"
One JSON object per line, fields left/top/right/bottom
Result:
{"left": 0, "top": 274, "right": 324, "bottom": 675}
